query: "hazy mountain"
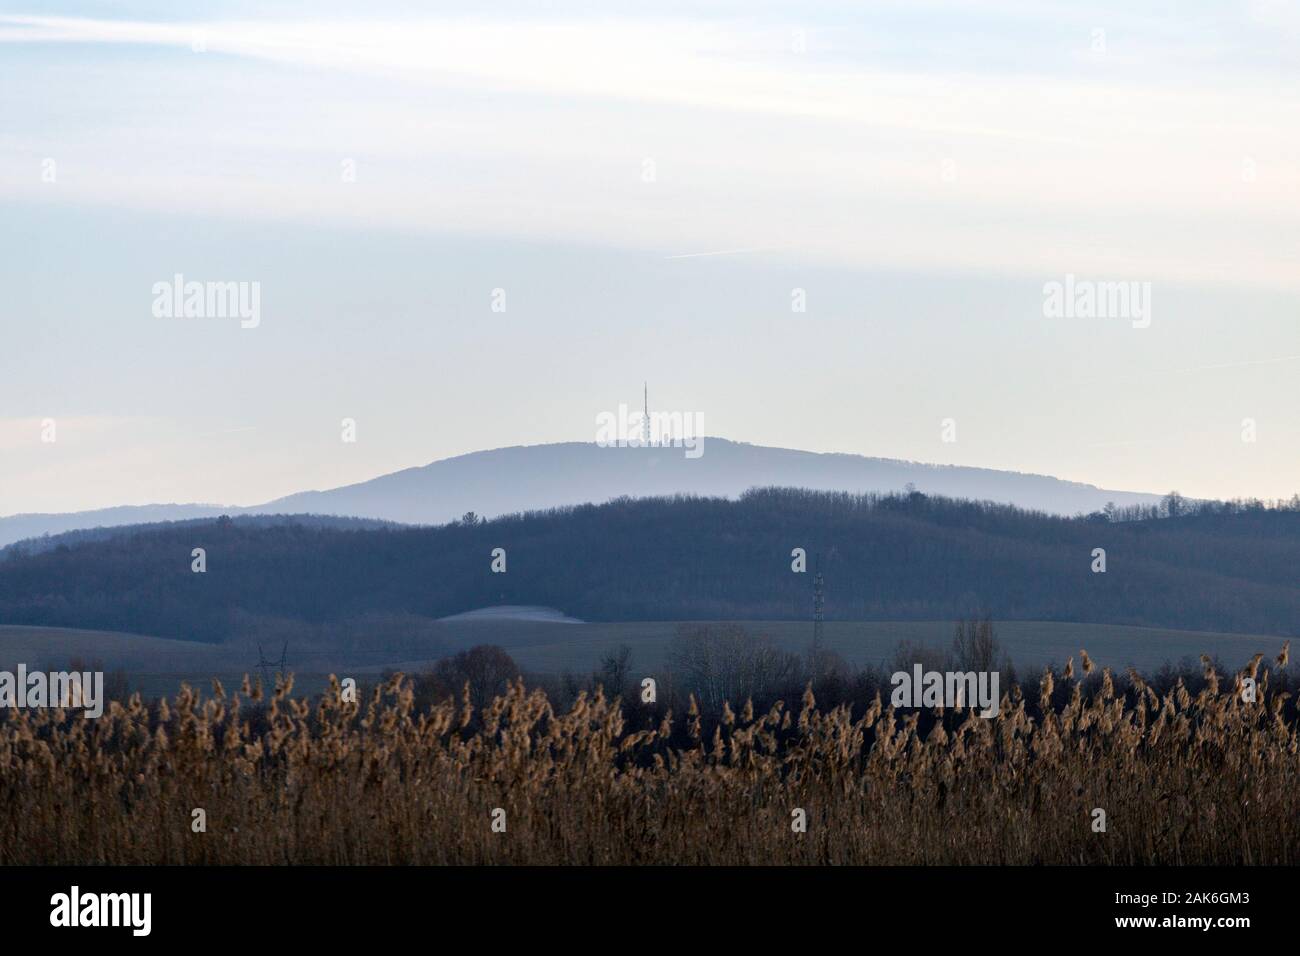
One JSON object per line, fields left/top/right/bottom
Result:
{"left": 0, "top": 438, "right": 1165, "bottom": 548}
{"left": 0, "top": 504, "right": 234, "bottom": 550}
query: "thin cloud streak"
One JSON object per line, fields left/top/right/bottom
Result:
{"left": 3, "top": 13, "right": 1298, "bottom": 288}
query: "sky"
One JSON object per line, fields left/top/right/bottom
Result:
{"left": 1, "top": 0, "right": 1298, "bottom": 514}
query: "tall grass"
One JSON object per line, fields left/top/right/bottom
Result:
{"left": 1, "top": 651, "right": 1297, "bottom": 865}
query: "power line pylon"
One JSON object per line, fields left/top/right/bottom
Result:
{"left": 812, "top": 560, "right": 825, "bottom": 667}
{"left": 256, "top": 641, "right": 288, "bottom": 693}
{"left": 810, "top": 548, "right": 837, "bottom": 678}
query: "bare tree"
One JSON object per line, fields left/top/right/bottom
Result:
{"left": 951, "top": 616, "right": 1000, "bottom": 672}
{"left": 890, "top": 639, "right": 948, "bottom": 675}
{"left": 597, "top": 644, "right": 633, "bottom": 697}
{"left": 668, "top": 624, "right": 800, "bottom": 712}
{"left": 432, "top": 644, "right": 520, "bottom": 712}
{"left": 1161, "top": 490, "right": 1185, "bottom": 519}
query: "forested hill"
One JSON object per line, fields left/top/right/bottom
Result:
{"left": 0, "top": 513, "right": 400, "bottom": 561}
{"left": 1, "top": 489, "right": 1298, "bottom": 642}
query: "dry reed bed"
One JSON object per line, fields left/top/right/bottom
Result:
{"left": 1, "top": 650, "right": 1296, "bottom": 865}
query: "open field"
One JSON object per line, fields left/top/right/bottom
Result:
{"left": 484, "top": 619, "right": 1292, "bottom": 676}
{"left": 0, "top": 619, "right": 1290, "bottom": 695}
{"left": 0, "top": 626, "right": 231, "bottom": 673}
{"left": 0, "top": 626, "right": 336, "bottom": 697}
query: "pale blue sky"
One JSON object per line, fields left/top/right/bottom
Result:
{"left": 2, "top": 0, "right": 1298, "bottom": 513}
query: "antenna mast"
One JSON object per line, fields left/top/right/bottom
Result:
{"left": 643, "top": 381, "right": 650, "bottom": 445}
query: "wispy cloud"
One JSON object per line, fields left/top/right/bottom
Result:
{"left": 2, "top": 10, "right": 1298, "bottom": 287}
{"left": 3, "top": 3, "right": 1299, "bottom": 512}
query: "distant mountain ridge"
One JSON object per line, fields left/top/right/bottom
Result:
{"left": 0, "top": 438, "right": 1166, "bottom": 549}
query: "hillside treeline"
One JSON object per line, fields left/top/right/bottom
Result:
{"left": 1, "top": 488, "right": 1299, "bottom": 641}
{"left": 0, "top": 513, "right": 398, "bottom": 560}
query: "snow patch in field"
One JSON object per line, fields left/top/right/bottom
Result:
{"left": 439, "top": 605, "right": 584, "bottom": 624}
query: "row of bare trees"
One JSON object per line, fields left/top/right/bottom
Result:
{"left": 641, "top": 617, "right": 1014, "bottom": 715}
{"left": 664, "top": 624, "right": 803, "bottom": 711}
{"left": 407, "top": 617, "right": 1014, "bottom": 723}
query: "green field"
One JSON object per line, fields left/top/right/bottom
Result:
{"left": 0, "top": 618, "right": 1290, "bottom": 699}
{"left": 439, "top": 619, "right": 1288, "bottom": 675}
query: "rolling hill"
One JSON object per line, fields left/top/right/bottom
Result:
{"left": 0, "top": 438, "right": 1168, "bottom": 548}
{"left": 1, "top": 488, "right": 1297, "bottom": 644}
